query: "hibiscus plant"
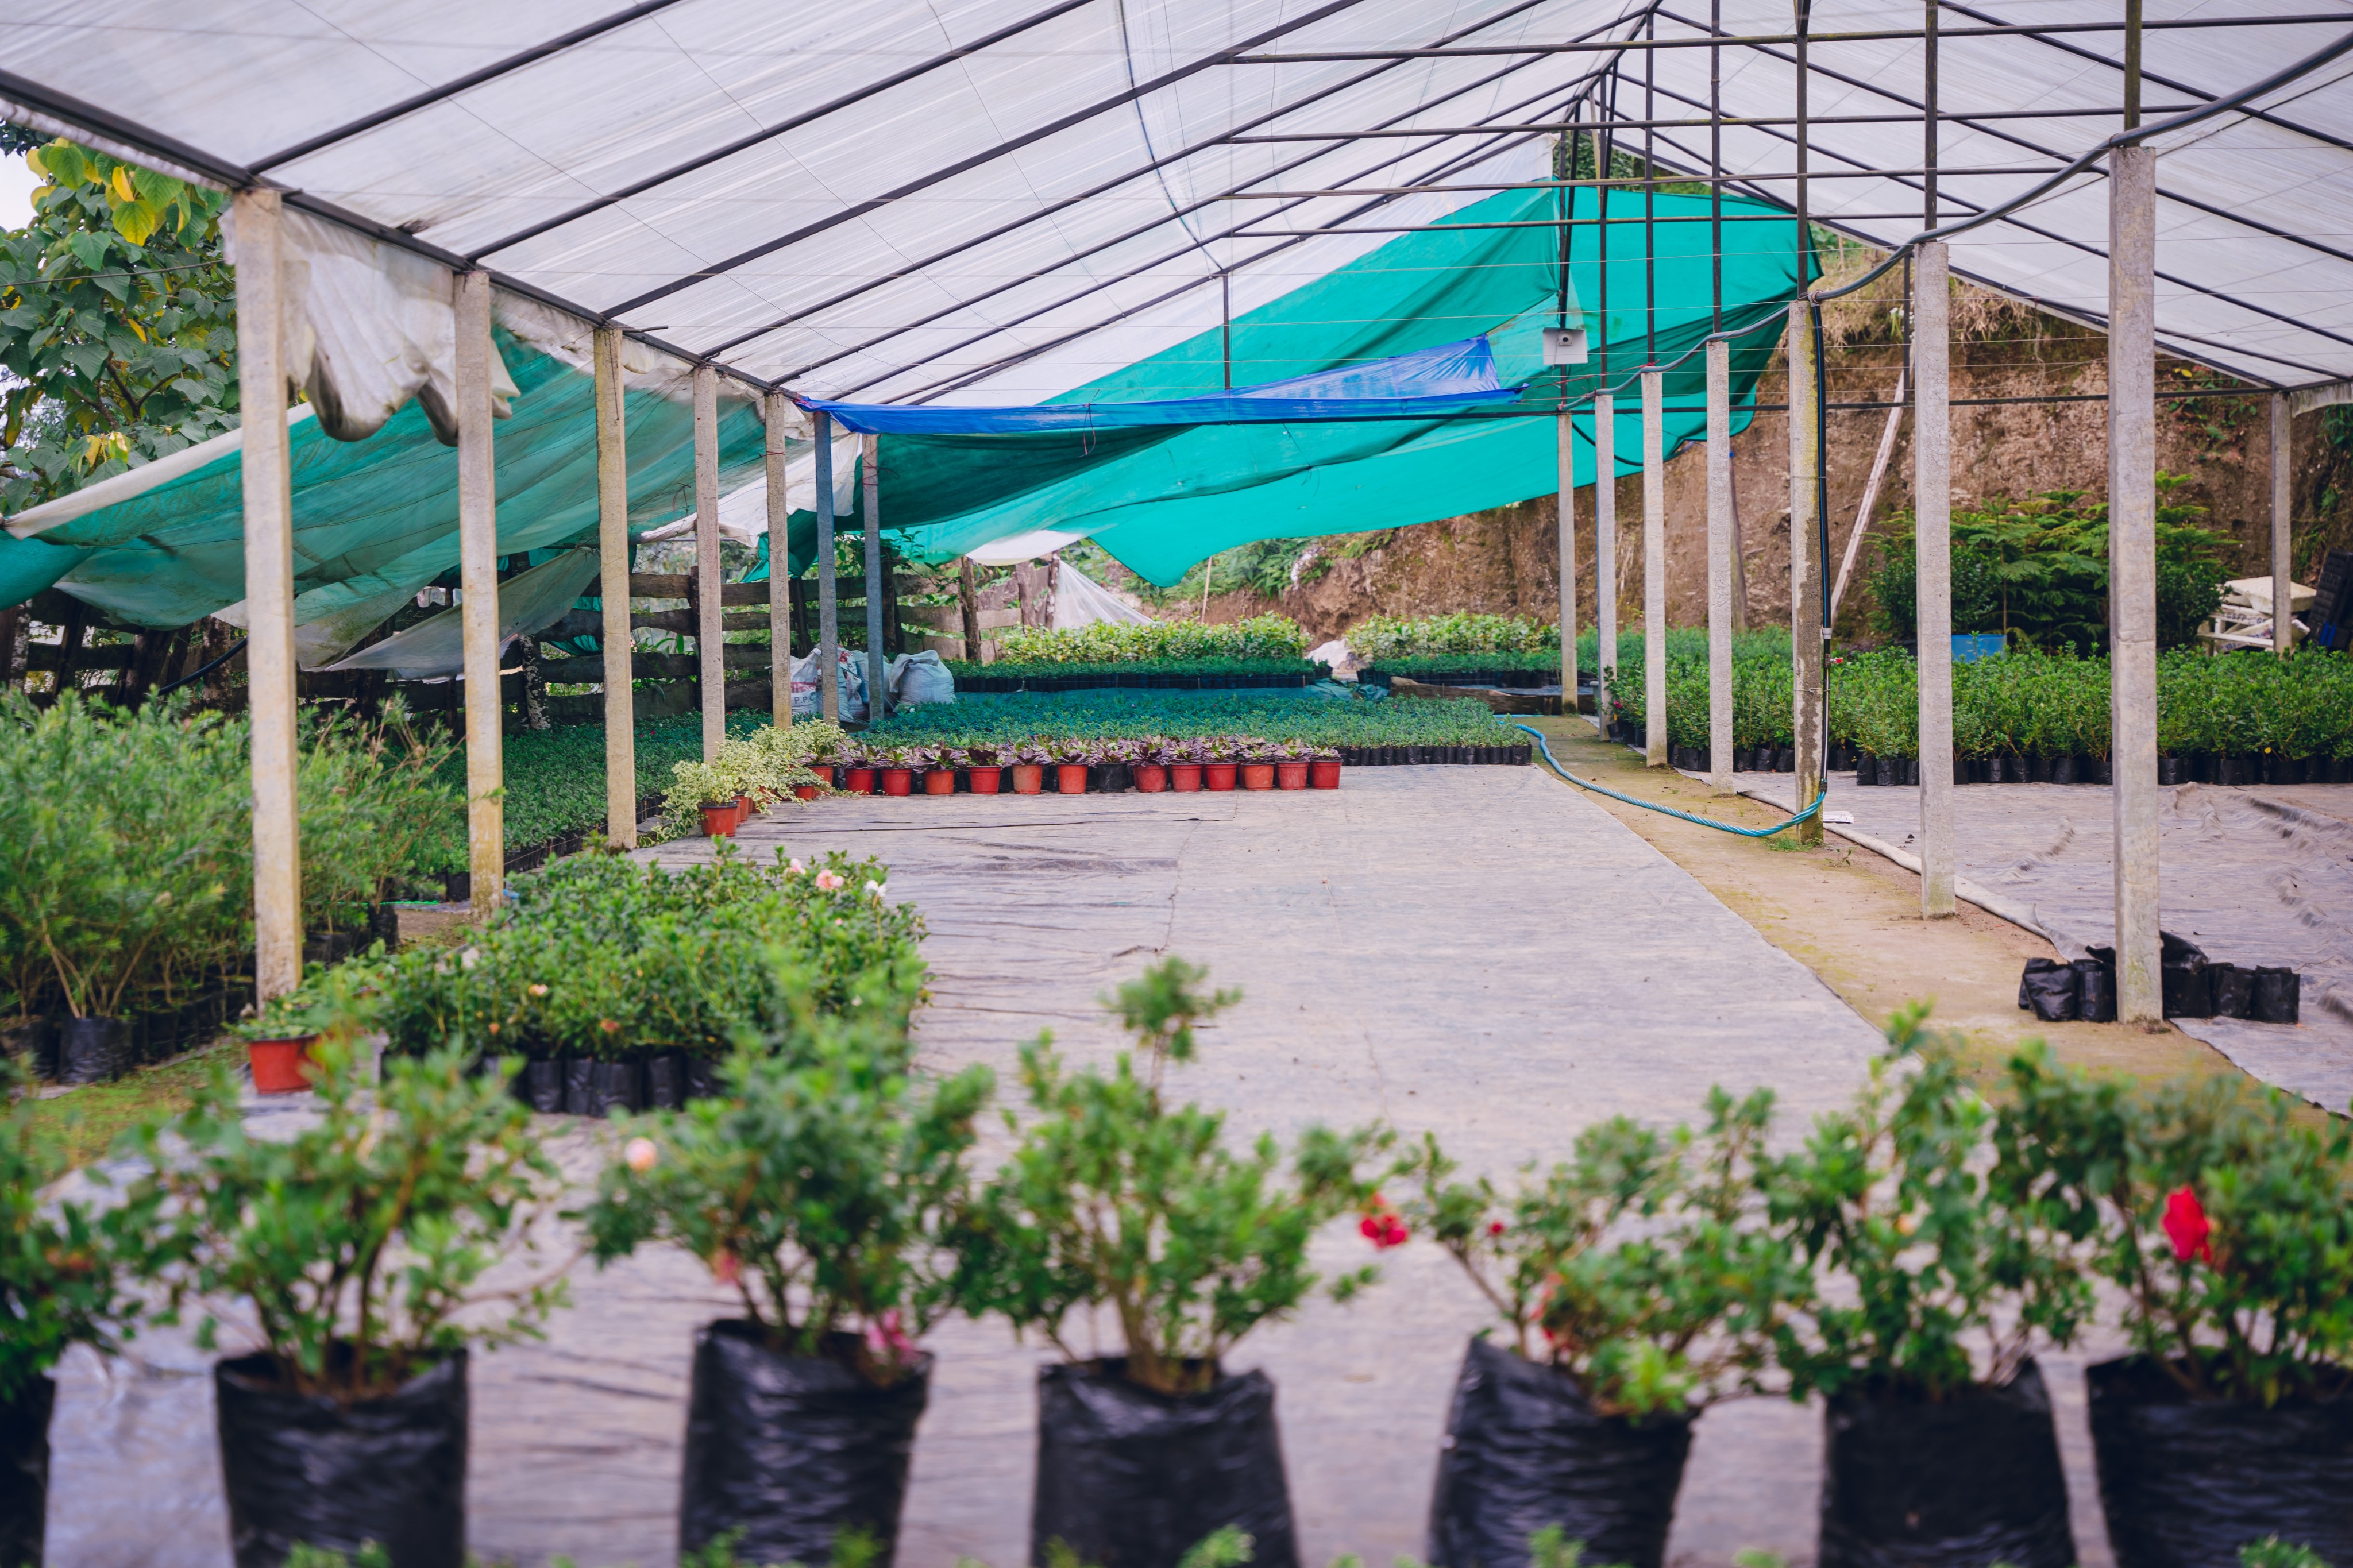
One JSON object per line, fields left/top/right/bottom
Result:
{"left": 949, "top": 956, "right": 1390, "bottom": 1396}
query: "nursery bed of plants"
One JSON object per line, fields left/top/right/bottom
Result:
{"left": 947, "top": 658, "right": 1332, "bottom": 692}
{"left": 974, "top": 613, "right": 1311, "bottom": 666}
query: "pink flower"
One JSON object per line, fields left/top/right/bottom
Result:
{"left": 865, "top": 1308, "right": 914, "bottom": 1363}
{"left": 1358, "top": 1196, "right": 1409, "bottom": 1250}
{"left": 711, "top": 1250, "right": 740, "bottom": 1286}
{"left": 623, "top": 1137, "right": 658, "bottom": 1174}
{"left": 788, "top": 858, "right": 807, "bottom": 874}
{"left": 815, "top": 870, "right": 845, "bottom": 891}
{"left": 2163, "top": 1187, "right": 2213, "bottom": 1264}
{"left": 1488, "top": 1221, "right": 1506, "bottom": 1237}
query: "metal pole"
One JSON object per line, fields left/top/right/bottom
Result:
{"left": 765, "top": 391, "right": 794, "bottom": 723}
{"left": 2111, "top": 137, "right": 2162, "bottom": 1022}
{"left": 1559, "top": 414, "right": 1580, "bottom": 712}
{"left": 693, "top": 365, "right": 723, "bottom": 760}
{"left": 1923, "top": 0, "right": 1939, "bottom": 227}
{"left": 1789, "top": 298, "right": 1825, "bottom": 843}
{"left": 1915, "top": 242, "right": 1955, "bottom": 917}
{"left": 595, "top": 325, "right": 636, "bottom": 849}
{"left": 1222, "top": 272, "right": 1233, "bottom": 389}
{"left": 816, "top": 412, "right": 840, "bottom": 723}
{"left": 1595, "top": 391, "right": 1618, "bottom": 716}
{"left": 1711, "top": 0, "right": 1723, "bottom": 336}
{"left": 2271, "top": 393, "right": 2294, "bottom": 654}
{"left": 1645, "top": 6, "right": 1657, "bottom": 367}
{"left": 862, "top": 433, "right": 887, "bottom": 722}
{"left": 1642, "top": 370, "right": 1666, "bottom": 767}
{"left": 1707, "top": 339, "right": 1733, "bottom": 794}
{"left": 456, "top": 270, "right": 504, "bottom": 914}
{"left": 233, "top": 188, "right": 300, "bottom": 1001}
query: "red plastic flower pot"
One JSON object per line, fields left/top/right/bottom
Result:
{"left": 1171, "top": 764, "right": 1203, "bottom": 792}
{"left": 1010, "top": 764, "right": 1043, "bottom": 795}
{"left": 968, "top": 766, "right": 1004, "bottom": 795}
{"left": 1135, "top": 764, "right": 1169, "bottom": 793}
{"left": 1275, "top": 761, "right": 1309, "bottom": 791}
{"left": 1241, "top": 763, "right": 1276, "bottom": 791}
{"left": 700, "top": 802, "right": 740, "bottom": 839}
{"left": 736, "top": 793, "right": 759, "bottom": 818}
{"left": 844, "top": 767, "right": 876, "bottom": 794}
{"left": 1205, "top": 762, "right": 1239, "bottom": 792}
{"left": 1055, "top": 763, "right": 1090, "bottom": 794}
{"left": 1310, "top": 759, "right": 1343, "bottom": 790}
{"left": 794, "top": 783, "right": 823, "bottom": 801}
{"left": 881, "top": 768, "right": 914, "bottom": 797}
{"left": 248, "top": 1036, "right": 319, "bottom": 1095}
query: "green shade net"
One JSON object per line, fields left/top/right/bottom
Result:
{"left": 762, "top": 184, "right": 1813, "bottom": 586}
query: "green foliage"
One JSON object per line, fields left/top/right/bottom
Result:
{"left": 1992, "top": 1044, "right": 2353, "bottom": 1405}
{"left": 580, "top": 1007, "right": 991, "bottom": 1382}
{"left": 1765, "top": 1004, "right": 2089, "bottom": 1402}
{"left": 1394, "top": 1088, "right": 1798, "bottom": 1417}
{"left": 113, "top": 1038, "right": 567, "bottom": 1400}
{"left": 657, "top": 720, "right": 842, "bottom": 840}
{"left": 1348, "top": 613, "right": 1560, "bottom": 662}
{"left": 947, "top": 656, "right": 1326, "bottom": 681}
{"left": 950, "top": 957, "right": 1389, "bottom": 1396}
{"left": 1364, "top": 651, "right": 1566, "bottom": 677}
{"left": 0, "top": 1053, "right": 138, "bottom": 1400}
{"left": 993, "top": 616, "right": 1308, "bottom": 665}
{"left": 1, "top": 137, "right": 237, "bottom": 512}
{"left": 2241, "top": 1540, "right": 2331, "bottom": 1568}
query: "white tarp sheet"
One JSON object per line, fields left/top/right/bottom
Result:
{"left": 1051, "top": 560, "right": 1152, "bottom": 629}
{"left": 319, "top": 547, "right": 601, "bottom": 678}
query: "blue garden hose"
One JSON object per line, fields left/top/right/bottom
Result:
{"left": 1511, "top": 723, "right": 1826, "bottom": 839}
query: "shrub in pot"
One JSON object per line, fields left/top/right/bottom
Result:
{"left": 949, "top": 957, "right": 1389, "bottom": 1568}
{"left": 116, "top": 1040, "right": 568, "bottom": 1568}
{"left": 668, "top": 760, "right": 742, "bottom": 840}
{"left": 1767, "top": 1005, "right": 2089, "bottom": 1568}
{"left": 1396, "top": 1089, "right": 1799, "bottom": 1568}
{"left": 1994, "top": 1046, "right": 2353, "bottom": 1568}
{"left": 581, "top": 1008, "right": 993, "bottom": 1568}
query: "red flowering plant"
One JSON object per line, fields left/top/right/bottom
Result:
{"left": 1392, "top": 1087, "right": 1802, "bottom": 1417}
{"left": 1992, "top": 1043, "right": 2353, "bottom": 1404}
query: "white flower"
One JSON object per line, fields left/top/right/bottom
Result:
{"left": 458, "top": 947, "right": 480, "bottom": 970}
{"left": 624, "top": 1137, "right": 658, "bottom": 1174}
{"left": 788, "top": 858, "right": 807, "bottom": 875}
{"left": 864, "top": 879, "right": 890, "bottom": 899}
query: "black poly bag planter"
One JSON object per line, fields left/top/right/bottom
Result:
{"left": 2088, "top": 1355, "right": 2353, "bottom": 1568}
{"left": 2023, "top": 963, "right": 2080, "bottom": 1022}
{"left": 1, "top": 1015, "right": 55, "bottom": 1080}
{"left": 1777, "top": 747, "right": 1795, "bottom": 773}
{"left": 1033, "top": 1359, "right": 1298, "bottom": 1568}
{"left": 215, "top": 1348, "right": 467, "bottom": 1568}
{"left": 1854, "top": 751, "right": 1877, "bottom": 786}
{"left": 2019, "top": 957, "right": 2062, "bottom": 1011}
{"left": 0, "top": 1374, "right": 53, "bottom": 1568}
{"left": 1818, "top": 1361, "right": 2074, "bottom": 1568}
{"left": 57, "top": 1015, "right": 125, "bottom": 1084}
{"left": 587, "top": 1059, "right": 642, "bottom": 1117}
{"left": 1877, "top": 756, "right": 1901, "bottom": 787}
{"left": 516, "top": 1055, "right": 564, "bottom": 1114}
{"left": 2073, "top": 957, "right": 2117, "bottom": 1024}
{"left": 2049, "top": 755, "right": 2077, "bottom": 785}
{"left": 2254, "top": 966, "right": 2301, "bottom": 1024}
{"left": 681, "top": 1323, "right": 929, "bottom": 1568}
{"left": 1426, "top": 1336, "right": 1691, "bottom": 1568}
{"left": 646, "top": 1051, "right": 686, "bottom": 1110}
{"left": 685, "top": 1055, "right": 724, "bottom": 1102}
{"left": 2208, "top": 964, "right": 2256, "bottom": 1019}
{"left": 2161, "top": 963, "right": 2213, "bottom": 1019}
{"left": 562, "top": 1053, "right": 599, "bottom": 1114}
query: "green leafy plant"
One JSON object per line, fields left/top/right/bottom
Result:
{"left": 0, "top": 1053, "right": 138, "bottom": 1401}
{"left": 992, "top": 616, "right": 1309, "bottom": 666}
{"left": 950, "top": 957, "right": 1390, "bottom": 1396}
{"left": 114, "top": 1038, "right": 568, "bottom": 1400}
{"left": 1348, "top": 613, "right": 1561, "bottom": 662}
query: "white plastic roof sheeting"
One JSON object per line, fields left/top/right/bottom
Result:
{"left": 3, "top": 0, "right": 2350, "bottom": 420}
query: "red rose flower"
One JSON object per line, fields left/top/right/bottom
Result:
{"left": 2162, "top": 1186, "right": 2213, "bottom": 1264}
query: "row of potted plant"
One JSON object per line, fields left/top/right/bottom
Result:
{"left": 805, "top": 736, "right": 1347, "bottom": 799}
{"left": 989, "top": 613, "right": 1311, "bottom": 666}
{"left": 656, "top": 720, "right": 847, "bottom": 839}
{"left": 861, "top": 688, "right": 1518, "bottom": 758}
{"left": 13, "top": 969, "right": 2346, "bottom": 1568}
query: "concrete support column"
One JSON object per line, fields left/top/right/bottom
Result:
{"left": 1788, "top": 299, "right": 1825, "bottom": 844}
{"left": 455, "top": 271, "right": 504, "bottom": 916}
{"left": 862, "top": 434, "right": 887, "bottom": 722}
{"left": 1914, "top": 242, "right": 1956, "bottom": 917}
{"left": 693, "top": 365, "right": 723, "bottom": 760}
{"left": 1556, "top": 412, "right": 1579, "bottom": 715}
{"left": 1706, "top": 338, "right": 1734, "bottom": 794}
{"left": 593, "top": 326, "right": 635, "bottom": 850}
{"left": 233, "top": 188, "right": 300, "bottom": 1000}
{"left": 2273, "top": 393, "right": 2294, "bottom": 654}
{"left": 1642, "top": 370, "right": 1667, "bottom": 767}
{"left": 815, "top": 413, "right": 840, "bottom": 723}
{"left": 1594, "top": 392, "right": 1618, "bottom": 719}
{"left": 765, "top": 392, "right": 794, "bottom": 725}
{"left": 2109, "top": 144, "right": 2162, "bottom": 1023}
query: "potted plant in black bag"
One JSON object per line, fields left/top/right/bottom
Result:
{"left": 948, "top": 957, "right": 1390, "bottom": 1568}
{"left": 1766, "top": 1005, "right": 2090, "bottom": 1568}
{"left": 1993, "top": 1045, "right": 2353, "bottom": 1568}
{"left": 1394, "top": 1086, "right": 1800, "bottom": 1568}
{"left": 113, "top": 1040, "right": 568, "bottom": 1568}
{"left": 578, "top": 1011, "right": 993, "bottom": 1568}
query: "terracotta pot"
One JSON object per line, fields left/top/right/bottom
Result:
{"left": 968, "top": 766, "right": 1004, "bottom": 795}
{"left": 1275, "top": 761, "right": 1309, "bottom": 790}
{"left": 1310, "top": 758, "right": 1342, "bottom": 790}
{"left": 1011, "top": 764, "right": 1043, "bottom": 795}
{"left": 923, "top": 768, "right": 956, "bottom": 795}
{"left": 794, "top": 783, "right": 822, "bottom": 801}
{"left": 700, "top": 802, "right": 740, "bottom": 839}
{"left": 881, "top": 767, "right": 914, "bottom": 797}
{"left": 844, "top": 767, "right": 876, "bottom": 794}
{"left": 1135, "top": 764, "right": 1169, "bottom": 793}
{"left": 736, "top": 793, "right": 758, "bottom": 818}
{"left": 1241, "top": 763, "right": 1276, "bottom": 791}
{"left": 1205, "top": 762, "right": 1239, "bottom": 792}
{"left": 1171, "top": 763, "right": 1203, "bottom": 792}
{"left": 248, "top": 1035, "right": 319, "bottom": 1095}
{"left": 1055, "top": 763, "right": 1090, "bottom": 794}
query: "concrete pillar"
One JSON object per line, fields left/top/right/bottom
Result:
{"left": 862, "top": 433, "right": 887, "bottom": 722}
{"left": 1788, "top": 299, "right": 1825, "bottom": 844}
{"left": 1556, "top": 412, "right": 1580, "bottom": 715}
{"left": 2273, "top": 392, "right": 2294, "bottom": 654}
{"left": 1914, "top": 242, "right": 1955, "bottom": 917}
{"left": 765, "top": 391, "right": 793, "bottom": 725}
{"left": 1642, "top": 369, "right": 1666, "bottom": 767}
{"left": 693, "top": 365, "right": 723, "bottom": 760}
{"left": 1706, "top": 338, "right": 1734, "bottom": 794}
{"left": 1594, "top": 392, "right": 1618, "bottom": 720}
{"left": 594, "top": 326, "right": 635, "bottom": 850}
{"left": 455, "top": 271, "right": 504, "bottom": 916}
{"left": 233, "top": 188, "right": 300, "bottom": 1001}
{"left": 2109, "top": 144, "right": 2161, "bottom": 1023}
{"left": 815, "top": 412, "right": 840, "bottom": 723}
